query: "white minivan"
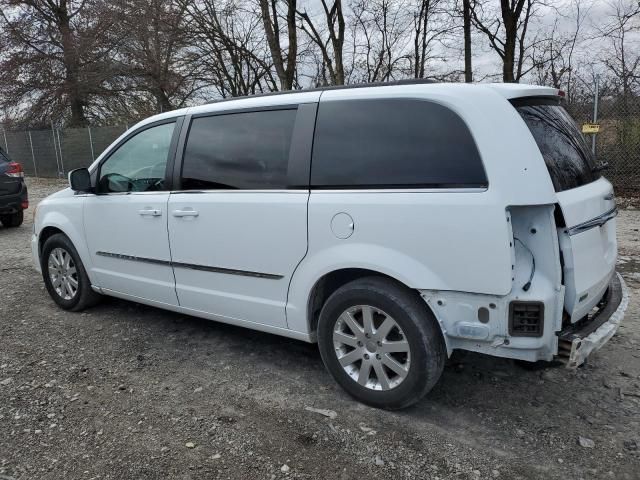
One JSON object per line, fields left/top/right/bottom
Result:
{"left": 32, "top": 81, "right": 628, "bottom": 409}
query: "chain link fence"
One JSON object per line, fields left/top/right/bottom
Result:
{"left": 566, "top": 90, "right": 640, "bottom": 196}
{"left": 1, "top": 95, "right": 639, "bottom": 195}
{"left": 0, "top": 125, "right": 128, "bottom": 179}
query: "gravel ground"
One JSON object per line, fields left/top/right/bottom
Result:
{"left": 1, "top": 178, "right": 639, "bottom": 480}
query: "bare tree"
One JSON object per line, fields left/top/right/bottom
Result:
{"left": 411, "top": 0, "right": 453, "bottom": 79}
{"left": 179, "top": 0, "right": 276, "bottom": 97}
{"left": 117, "top": 0, "right": 202, "bottom": 113}
{"left": 350, "top": 0, "right": 411, "bottom": 82}
{"left": 530, "top": 0, "right": 588, "bottom": 103}
{"left": 297, "top": 0, "right": 346, "bottom": 85}
{"left": 0, "top": 0, "right": 119, "bottom": 126}
{"left": 599, "top": 0, "right": 640, "bottom": 99}
{"left": 259, "top": 0, "right": 298, "bottom": 90}
{"left": 470, "top": 0, "right": 544, "bottom": 82}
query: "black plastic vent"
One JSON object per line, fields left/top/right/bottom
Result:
{"left": 509, "top": 301, "right": 544, "bottom": 337}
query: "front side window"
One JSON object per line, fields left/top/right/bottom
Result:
{"left": 311, "top": 99, "right": 487, "bottom": 188}
{"left": 181, "top": 109, "right": 297, "bottom": 190}
{"left": 98, "top": 122, "right": 175, "bottom": 193}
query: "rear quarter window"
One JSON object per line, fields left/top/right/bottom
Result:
{"left": 310, "top": 99, "right": 487, "bottom": 189}
{"left": 514, "top": 99, "right": 600, "bottom": 192}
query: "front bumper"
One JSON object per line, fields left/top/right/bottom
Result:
{"left": 31, "top": 233, "right": 42, "bottom": 273}
{"left": 558, "top": 272, "right": 629, "bottom": 368}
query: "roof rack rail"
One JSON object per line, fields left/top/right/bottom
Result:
{"left": 307, "top": 78, "right": 438, "bottom": 93}
{"left": 196, "top": 78, "right": 440, "bottom": 108}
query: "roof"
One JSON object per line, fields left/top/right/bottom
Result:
{"left": 134, "top": 81, "right": 560, "bottom": 130}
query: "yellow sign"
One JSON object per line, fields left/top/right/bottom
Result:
{"left": 582, "top": 123, "right": 601, "bottom": 134}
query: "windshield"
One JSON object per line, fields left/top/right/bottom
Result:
{"left": 513, "top": 99, "right": 600, "bottom": 192}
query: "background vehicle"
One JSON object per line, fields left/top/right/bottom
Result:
{"left": 0, "top": 147, "right": 28, "bottom": 228}
{"left": 31, "top": 81, "right": 627, "bottom": 409}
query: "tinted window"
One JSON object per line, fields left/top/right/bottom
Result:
{"left": 99, "top": 122, "right": 175, "bottom": 193}
{"left": 182, "top": 109, "right": 297, "bottom": 190}
{"left": 515, "top": 101, "right": 599, "bottom": 192}
{"left": 0, "top": 149, "right": 9, "bottom": 176}
{"left": 311, "top": 99, "right": 486, "bottom": 188}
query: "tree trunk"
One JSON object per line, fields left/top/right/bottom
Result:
{"left": 462, "top": 0, "right": 472, "bottom": 82}
{"left": 284, "top": 0, "right": 297, "bottom": 89}
{"left": 56, "top": 0, "right": 87, "bottom": 126}
{"left": 502, "top": 37, "right": 516, "bottom": 82}
{"left": 259, "top": 0, "right": 286, "bottom": 90}
{"left": 502, "top": 8, "right": 518, "bottom": 83}
{"left": 154, "top": 88, "right": 172, "bottom": 113}
{"left": 259, "top": 0, "right": 297, "bottom": 90}
{"left": 331, "top": 0, "right": 345, "bottom": 85}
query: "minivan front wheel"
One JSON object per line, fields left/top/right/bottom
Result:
{"left": 41, "top": 233, "right": 101, "bottom": 311}
{"left": 317, "top": 277, "right": 446, "bottom": 410}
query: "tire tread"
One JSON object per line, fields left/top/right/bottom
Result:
{"left": 317, "top": 276, "right": 446, "bottom": 410}
{"left": 41, "top": 233, "right": 102, "bottom": 311}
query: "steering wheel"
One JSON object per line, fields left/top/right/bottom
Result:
{"left": 100, "top": 172, "right": 133, "bottom": 193}
{"left": 130, "top": 161, "right": 166, "bottom": 179}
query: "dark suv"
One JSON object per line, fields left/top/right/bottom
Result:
{"left": 0, "top": 147, "right": 28, "bottom": 228}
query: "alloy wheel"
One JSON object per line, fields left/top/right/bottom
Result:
{"left": 333, "top": 305, "right": 411, "bottom": 391}
{"left": 48, "top": 247, "right": 79, "bottom": 300}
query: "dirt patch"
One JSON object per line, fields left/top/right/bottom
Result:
{"left": 1, "top": 179, "right": 639, "bottom": 479}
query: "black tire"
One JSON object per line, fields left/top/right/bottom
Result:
{"left": 317, "top": 276, "right": 446, "bottom": 410}
{"left": 0, "top": 210, "right": 23, "bottom": 228}
{"left": 41, "top": 233, "right": 102, "bottom": 311}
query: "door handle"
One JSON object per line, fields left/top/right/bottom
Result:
{"left": 172, "top": 209, "right": 199, "bottom": 218}
{"left": 138, "top": 208, "right": 162, "bottom": 216}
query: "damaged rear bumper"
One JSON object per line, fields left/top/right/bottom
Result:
{"left": 557, "top": 273, "right": 629, "bottom": 368}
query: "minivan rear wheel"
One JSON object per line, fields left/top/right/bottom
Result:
{"left": 317, "top": 277, "right": 445, "bottom": 410}
{"left": 41, "top": 233, "right": 102, "bottom": 311}
{"left": 0, "top": 210, "right": 23, "bottom": 228}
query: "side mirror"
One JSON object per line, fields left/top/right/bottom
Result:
{"left": 69, "top": 168, "right": 92, "bottom": 192}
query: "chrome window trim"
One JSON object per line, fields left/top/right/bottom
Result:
{"left": 168, "top": 187, "right": 486, "bottom": 194}
{"left": 169, "top": 189, "right": 309, "bottom": 194}
{"left": 309, "top": 187, "right": 489, "bottom": 194}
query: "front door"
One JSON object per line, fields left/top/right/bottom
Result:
{"left": 167, "top": 108, "right": 309, "bottom": 328}
{"left": 84, "top": 120, "right": 180, "bottom": 305}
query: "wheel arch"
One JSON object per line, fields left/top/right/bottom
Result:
{"left": 39, "top": 226, "right": 65, "bottom": 258}
{"left": 304, "top": 268, "right": 443, "bottom": 344}
{"left": 37, "top": 209, "right": 94, "bottom": 279}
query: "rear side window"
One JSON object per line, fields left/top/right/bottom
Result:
{"left": 311, "top": 99, "right": 486, "bottom": 188}
{"left": 181, "top": 109, "right": 297, "bottom": 190}
{"left": 514, "top": 100, "right": 599, "bottom": 192}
